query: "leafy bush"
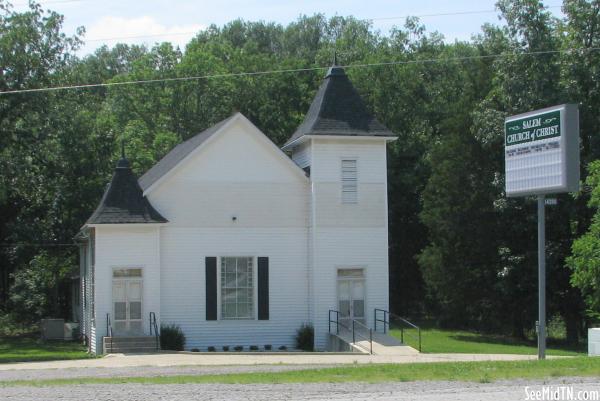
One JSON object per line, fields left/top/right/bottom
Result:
{"left": 222, "top": 345, "right": 229, "bottom": 351}
{"left": 249, "top": 345, "right": 258, "bottom": 351}
{"left": 9, "top": 252, "right": 73, "bottom": 324}
{"left": 0, "top": 312, "right": 37, "bottom": 337}
{"left": 191, "top": 348, "right": 199, "bottom": 352}
{"left": 295, "top": 323, "right": 314, "bottom": 351}
{"left": 547, "top": 315, "right": 567, "bottom": 339}
{"left": 264, "top": 344, "right": 272, "bottom": 351}
{"left": 207, "top": 346, "right": 216, "bottom": 352}
{"left": 234, "top": 345, "right": 243, "bottom": 351}
{"left": 159, "top": 324, "right": 185, "bottom": 351}
{"left": 278, "top": 345, "right": 287, "bottom": 350}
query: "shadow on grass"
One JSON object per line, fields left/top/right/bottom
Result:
{"left": 449, "top": 333, "right": 586, "bottom": 353}
{"left": 389, "top": 320, "right": 587, "bottom": 355}
{"left": 0, "top": 336, "right": 92, "bottom": 364}
{"left": 450, "top": 334, "right": 532, "bottom": 346}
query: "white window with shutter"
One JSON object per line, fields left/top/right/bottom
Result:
{"left": 341, "top": 159, "right": 358, "bottom": 204}
{"left": 220, "top": 257, "right": 255, "bottom": 320}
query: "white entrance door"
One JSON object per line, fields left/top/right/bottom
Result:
{"left": 337, "top": 269, "right": 365, "bottom": 327}
{"left": 112, "top": 271, "right": 143, "bottom": 336}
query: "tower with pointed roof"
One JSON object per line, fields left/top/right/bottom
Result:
{"left": 283, "top": 64, "right": 394, "bottom": 150}
{"left": 284, "top": 62, "right": 397, "bottom": 349}
{"left": 87, "top": 150, "right": 167, "bottom": 225}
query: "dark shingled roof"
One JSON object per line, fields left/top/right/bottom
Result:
{"left": 87, "top": 157, "right": 168, "bottom": 224}
{"left": 138, "top": 115, "right": 235, "bottom": 191}
{"left": 284, "top": 65, "right": 395, "bottom": 147}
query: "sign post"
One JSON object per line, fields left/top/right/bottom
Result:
{"left": 505, "top": 104, "right": 579, "bottom": 360}
{"left": 537, "top": 195, "right": 545, "bottom": 359}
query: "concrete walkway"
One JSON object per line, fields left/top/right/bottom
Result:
{"left": 0, "top": 352, "right": 551, "bottom": 372}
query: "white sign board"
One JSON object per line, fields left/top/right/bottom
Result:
{"left": 505, "top": 104, "right": 580, "bottom": 197}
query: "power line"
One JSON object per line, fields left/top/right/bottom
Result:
{"left": 86, "top": 31, "right": 201, "bottom": 43}
{"left": 0, "top": 243, "right": 77, "bottom": 247}
{"left": 10, "top": 0, "right": 563, "bottom": 15}
{"left": 0, "top": 46, "right": 596, "bottom": 96}
{"left": 369, "top": 5, "right": 562, "bottom": 22}
{"left": 9, "top": 2, "right": 563, "bottom": 44}
{"left": 12, "top": 0, "right": 89, "bottom": 6}
{"left": 82, "top": 5, "right": 563, "bottom": 44}
{"left": 0, "top": 65, "right": 324, "bottom": 94}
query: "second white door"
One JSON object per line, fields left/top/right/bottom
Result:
{"left": 112, "top": 278, "right": 143, "bottom": 336}
{"left": 337, "top": 269, "right": 365, "bottom": 326}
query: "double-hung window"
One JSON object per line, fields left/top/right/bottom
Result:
{"left": 220, "top": 257, "right": 254, "bottom": 319}
{"left": 341, "top": 159, "right": 358, "bottom": 204}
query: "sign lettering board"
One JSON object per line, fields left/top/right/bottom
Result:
{"left": 504, "top": 104, "right": 580, "bottom": 197}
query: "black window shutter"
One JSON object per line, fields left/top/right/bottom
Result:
{"left": 205, "top": 257, "right": 217, "bottom": 320}
{"left": 257, "top": 257, "right": 269, "bottom": 320}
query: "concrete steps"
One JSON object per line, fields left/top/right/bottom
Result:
{"left": 103, "top": 336, "right": 159, "bottom": 354}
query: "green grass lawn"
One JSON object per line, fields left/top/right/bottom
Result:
{"left": 0, "top": 337, "right": 92, "bottom": 364}
{"left": 1, "top": 357, "right": 598, "bottom": 387}
{"left": 389, "top": 326, "right": 586, "bottom": 356}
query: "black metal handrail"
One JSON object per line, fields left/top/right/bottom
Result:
{"left": 374, "top": 309, "right": 421, "bottom": 352}
{"left": 149, "top": 312, "right": 160, "bottom": 350}
{"left": 106, "top": 312, "right": 113, "bottom": 337}
{"left": 106, "top": 313, "right": 113, "bottom": 352}
{"left": 374, "top": 308, "right": 388, "bottom": 333}
{"left": 329, "top": 310, "right": 352, "bottom": 333}
{"left": 329, "top": 309, "right": 340, "bottom": 334}
{"left": 352, "top": 318, "right": 373, "bottom": 355}
{"left": 328, "top": 309, "right": 372, "bottom": 354}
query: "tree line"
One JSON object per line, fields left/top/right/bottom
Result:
{"left": 1, "top": 0, "right": 599, "bottom": 342}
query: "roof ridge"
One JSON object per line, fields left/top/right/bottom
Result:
{"left": 138, "top": 114, "right": 236, "bottom": 191}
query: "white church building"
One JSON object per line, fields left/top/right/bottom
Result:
{"left": 77, "top": 64, "right": 397, "bottom": 354}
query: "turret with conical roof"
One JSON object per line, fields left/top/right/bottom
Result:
{"left": 86, "top": 149, "right": 167, "bottom": 225}
{"left": 283, "top": 62, "right": 395, "bottom": 150}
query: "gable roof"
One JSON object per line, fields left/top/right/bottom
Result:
{"left": 139, "top": 113, "right": 308, "bottom": 194}
{"left": 87, "top": 157, "right": 168, "bottom": 225}
{"left": 283, "top": 65, "right": 395, "bottom": 149}
{"left": 138, "top": 115, "right": 235, "bottom": 191}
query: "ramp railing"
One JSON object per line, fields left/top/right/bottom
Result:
{"left": 149, "top": 312, "right": 160, "bottom": 350}
{"left": 105, "top": 313, "right": 113, "bottom": 352}
{"left": 329, "top": 309, "right": 373, "bottom": 354}
{"left": 374, "top": 308, "right": 421, "bottom": 352}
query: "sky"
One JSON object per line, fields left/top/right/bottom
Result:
{"left": 12, "top": 0, "right": 565, "bottom": 55}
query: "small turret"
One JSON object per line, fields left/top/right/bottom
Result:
{"left": 86, "top": 144, "right": 167, "bottom": 224}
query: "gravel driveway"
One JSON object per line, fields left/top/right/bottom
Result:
{"left": 0, "top": 364, "right": 337, "bottom": 382}
{"left": 2, "top": 378, "right": 599, "bottom": 401}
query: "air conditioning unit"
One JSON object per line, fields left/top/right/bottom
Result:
{"left": 40, "top": 319, "right": 65, "bottom": 340}
{"left": 64, "top": 322, "right": 80, "bottom": 340}
{"left": 589, "top": 328, "right": 600, "bottom": 356}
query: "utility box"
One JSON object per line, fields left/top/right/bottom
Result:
{"left": 40, "top": 319, "right": 65, "bottom": 340}
{"left": 64, "top": 322, "right": 80, "bottom": 340}
{"left": 589, "top": 328, "right": 600, "bottom": 356}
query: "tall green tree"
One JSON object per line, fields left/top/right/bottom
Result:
{"left": 562, "top": 0, "right": 600, "bottom": 334}
{"left": 0, "top": 0, "right": 83, "bottom": 310}
{"left": 567, "top": 161, "right": 600, "bottom": 321}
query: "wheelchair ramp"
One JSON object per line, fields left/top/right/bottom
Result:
{"left": 331, "top": 328, "right": 419, "bottom": 355}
